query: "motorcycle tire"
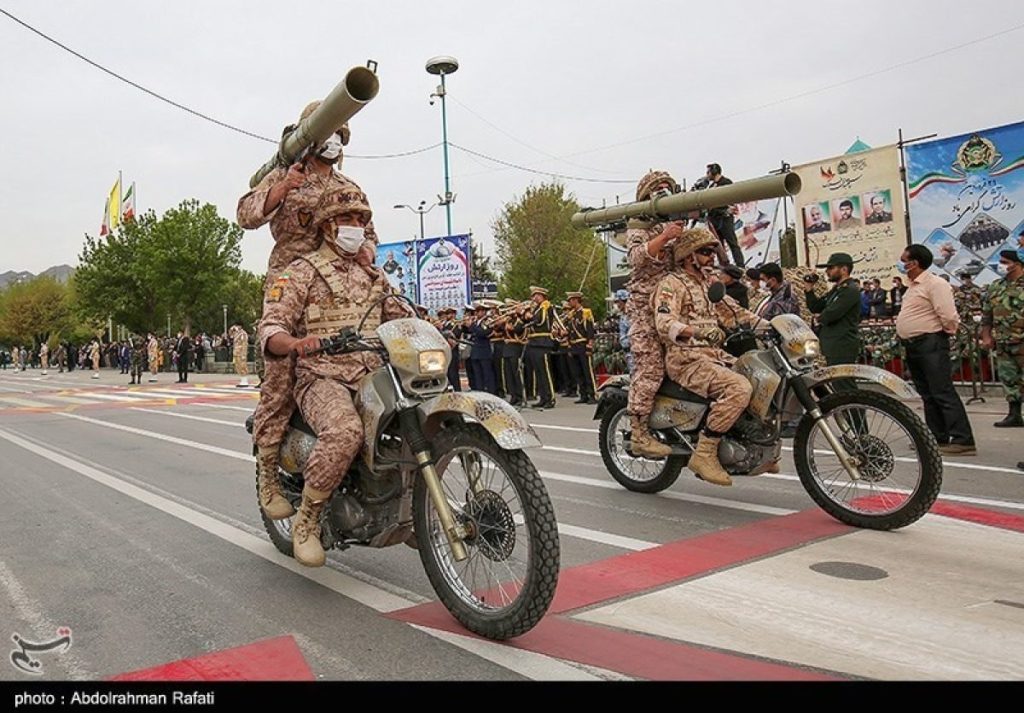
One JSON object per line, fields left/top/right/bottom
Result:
{"left": 413, "top": 421, "right": 559, "bottom": 640}
{"left": 793, "top": 389, "right": 942, "bottom": 530}
{"left": 598, "top": 397, "right": 685, "bottom": 494}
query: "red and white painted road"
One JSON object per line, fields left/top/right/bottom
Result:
{"left": 108, "top": 503, "right": 1024, "bottom": 682}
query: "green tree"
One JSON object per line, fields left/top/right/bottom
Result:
{"left": 493, "top": 182, "right": 608, "bottom": 319}
{"left": 190, "top": 269, "right": 264, "bottom": 337}
{"left": 471, "top": 247, "right": 499, "bottom": 284}
{"left": 0, "top": 276, "right": 75, "bottom": 347}
{"left": 75, "top": 200, "right": 243, "bottom": 335}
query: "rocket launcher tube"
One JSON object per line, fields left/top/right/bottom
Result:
{"left": 249, "top": 65, "right": 380, "bottom": 188}
{"left": 571, "top": 172, "right": 802, "bottom": 229}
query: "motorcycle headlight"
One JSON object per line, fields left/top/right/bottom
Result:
{"left": 786, "top": 339, "right": 820, "bottom": 361}
{"left": 418, "top": 350, "right": 447, "bottom": 375}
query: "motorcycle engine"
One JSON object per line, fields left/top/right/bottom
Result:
{"left": 719, "top": 415, "right": 781, "bottom": 475}
{"left": 327, "top": 464, "right": 403, "bottom": 541}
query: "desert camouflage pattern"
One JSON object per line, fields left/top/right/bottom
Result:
{"left": 419, "top": 391, "right": 543, "bottom": 450}
{"left": 653, "top": 270, "right": 761, "bottom": 433}
{"left": 229, "top": 324, "right": 249, "bottom": 377}
{"left": 236, "top": 167, "right": 378, "bottom": 290}
{"left": 624, "top": 219, "right": 670, "bottom": 420}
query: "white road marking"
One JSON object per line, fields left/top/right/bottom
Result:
{"left": 0, "top": 396, "right": 54, "bottom": 408}
{"left": 0, "top": 427, "right": 409, "bottom": 612}
{"left": 130, "top": 408, "right": 240, "bottom": 427}
{"left": 555, "top": 523, "right": 656, "bottom": 551}
{"left": 58, "top": 412, "right": 251, "bottom": 461}
{"left": 531, "top": 424, "right": 1024, "bottom": 477}
{"left": 0, "top": 559, "right": 94, "bottom": 679}
{"left": 0, "top": 427, "right": 608, "bottom": 681}
{"left": 195, "top": 404, "right": 255, "bottom": 413}
{"left": 540, "top": 471, "right": 796, "bottom": 516}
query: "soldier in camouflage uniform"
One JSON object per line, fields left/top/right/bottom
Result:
{"left": 653, "top": 227, "right": 767, "bottom": 486}
{"left": 952, "top": 271, "right": 985, "bottom": 365}
{"left": 624, "top": 170, "right": 684, "bottom": 458}
{"left": 981, "top": 249, "right": 1024, "bottom": 427}
{"left": 129, "top": 335, "right": 145, "bottom": 385}
{"left": 238, "top": 102, "right": 379, "bottom": 509}
{"left": 259, "top": 186, "right": 410, "bottom": 566}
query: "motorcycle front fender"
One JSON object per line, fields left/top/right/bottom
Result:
{"left": 795, "top": 364, "right": 919, "bottom": 400}
{"left": 419, "top": 390, "right": 543, "bottom": 450}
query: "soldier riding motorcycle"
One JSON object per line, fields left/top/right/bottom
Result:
{"left": 246, "top": 298, "right": 560, "bottom": 640}
{"left": 595, "top": 279, "right": 942, "bottom": 531}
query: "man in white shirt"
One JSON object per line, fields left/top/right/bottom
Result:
{"left": 895, "top": 244, "right": 976, "bottom": 456}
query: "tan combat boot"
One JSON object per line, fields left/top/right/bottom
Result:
{"left": 688, "top": 435, "right": 733, "bottom": 487}
{"left": 257, "top": 446, "right": 296, "bottom": 520}
{"left": 293, "top": 485, "right": 332, "bottom": 567}
{"left": 629, "top": 415, "right": 672, "bottom": 459}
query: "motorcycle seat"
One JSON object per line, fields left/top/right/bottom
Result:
{"left": 289, "top": 409, "right": 317, "bottom": 437}
{"left": 657, "top": 378, "right": 709, "bottom": 404}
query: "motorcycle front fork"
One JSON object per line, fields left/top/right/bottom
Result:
{"left": 790, "top": 379, "right": 864, "bottom": 482}
{"left": 398, "top": 409, "right": 469, "bottom": 561}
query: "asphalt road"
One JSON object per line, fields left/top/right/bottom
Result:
{"left": 0, "top": 366, "right": 1021, "bottom": 682}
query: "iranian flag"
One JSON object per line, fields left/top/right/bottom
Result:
{"left": 121, "top": 182, "right": 136, "bottom": 222}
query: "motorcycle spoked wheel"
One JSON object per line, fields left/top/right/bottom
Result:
{"left": 793, "top": 389, "right": 943, "bottom": 530}
{"left": 598, "top": 398, "right": 685, "bottom": 493}
{"left": 413, "top": 422, "right": 560, "bottom": 640}
{"left": 258, "top": 467, "right": 303, "bottom": 557}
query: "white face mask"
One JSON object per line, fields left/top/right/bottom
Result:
{"left": 334, "top": 226, "right": 365, "bottom": 255}
{"left": 995, "top": 263, "right": 1009, "bottom": 277}
{"left": 317, "top": 133, "right": 343, "bottom": 161}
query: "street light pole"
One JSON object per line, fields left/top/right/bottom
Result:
{"left": 394, "top": 201, "right": 437, "bottom": 242}
{"left": 427, "top": 56, "right": 459, "bottom": 237}
{"left": 222, "top": 304, "right": 228, "bottom": 337}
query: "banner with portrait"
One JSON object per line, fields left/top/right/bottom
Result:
{"left": 377, "top": 240, "right": 419, "bottom": 304}
{"left": 905, "top": 120, "right": 1024, "bottom": 287}
{"left": 416, "top": 234, "right": 472, "bottom": 315}
{"left": 793, "top": 145, "right": 907, "bottom": 283}
{"left": 733, "top": 198, "right": 784, "bottom": 268}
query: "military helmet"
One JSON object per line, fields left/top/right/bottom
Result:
{"left": 671, "top": 227, "right": 718, "bottom": 262}
{"left": 636, "top": 170, "right": 679, "bottom": 202}
{"left": 313, "top": 184, "right": 372, "bottom": 227}
{"left": 298, "top": 100, "right": 351, "bottom": 145}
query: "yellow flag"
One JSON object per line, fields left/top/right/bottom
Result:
{"left": 100, "top": 177, "right": 121, "bottom": 236}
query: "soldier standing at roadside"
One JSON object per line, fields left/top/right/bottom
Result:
{"left": 981, "top": 249, "right": 1024, "bottom": 428}
{"left": 129, "top": 335, "right": 145, "bottom": 385}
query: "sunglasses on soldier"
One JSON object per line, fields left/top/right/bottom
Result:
{"left": 695, "top": 247, "right": 717, "bottom": 257}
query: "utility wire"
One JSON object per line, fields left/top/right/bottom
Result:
{"left": 0, "top": 8, "right": 439, "bottom": 160}
{"left": 449, "top": 143, "right": 635, "bottom": 184}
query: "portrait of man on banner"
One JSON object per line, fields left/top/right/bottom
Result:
{"left": 864, "top": 191, "right": 894, "bottom": 225}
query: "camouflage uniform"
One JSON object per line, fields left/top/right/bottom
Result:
{"left": 982, "top": 274, "right": 1024, "bottom": 402}
{"left": 129, "top": 337, "right": 144, "bottom": 384}
{"left": 147, "top": 336, "right": 160, "bottom": 380}
{"left": 259, "top": 245, "right": 408, "bottom": 495}
{"left": 624, "top": 219, "right": 670, "bottom": 423}
{"left": 953, "top": 283, "right": 985, "bottom": 363}
{"left": 652, "top": 271, "right": 758, "bottom": 434}
{"left": 237, "top": 166, "right": 377, "bottom": 452}
{"left": 229, "top": 325, "right": 249, "bottom": 377}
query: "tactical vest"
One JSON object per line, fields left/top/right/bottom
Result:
{"left": 301, "top": 245, "right": 386, "bottom": 338}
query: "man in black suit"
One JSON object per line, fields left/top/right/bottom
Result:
{"left": 175, "top": 331, "right": 191, "bottom": 383}
{"left": 704, "top": 163, "right": 745, "bottom": 266}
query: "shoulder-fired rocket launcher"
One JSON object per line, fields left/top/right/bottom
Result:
{"left": 570, "top": 172, "right": 802, "bottom": 230}
{"left": 249, "top": 62, "right": 381, "bottom": 188}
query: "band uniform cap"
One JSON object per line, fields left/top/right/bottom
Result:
{"left": 1000, "top": 249, "right": 1024, "bottom": 264}
{"left": 565, "top": 291, "right": 583, "bottom": 300}
{"left": 816, "top": 252, "right": 854, "bottom": 268}
{"left": 529, "top": 285, "right": 549, "bottom": 298}
{"left": 503, "top": 298, "right": 518, "bottom": 306}
{"left": 614, "top": 288, "right": 629, "bottom": 301}
{"left": 721, "top": 265, "right": 744, "bottom": 279}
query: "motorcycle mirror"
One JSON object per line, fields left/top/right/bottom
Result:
{"left": 708, "top": 282, "right": 726, "bottom": 303}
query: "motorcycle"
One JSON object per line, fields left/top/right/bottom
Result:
{"left": 595, "top": 282, "right": 942, "bottom": 531}
{"left": 246, "top": 300, "right": 560, "bottom": 640}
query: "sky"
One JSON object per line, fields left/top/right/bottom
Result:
{"left": 2, "top": 0, "right": 1023, "bottom": 277}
